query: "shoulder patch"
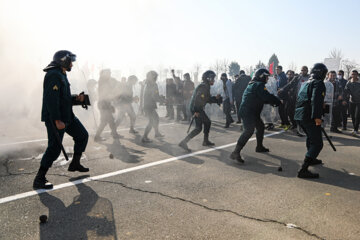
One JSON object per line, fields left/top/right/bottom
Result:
{"left": 264, "top": 87, "right": 267, "bottom": 90}
{"left": 53, "top": 85, "right": 59, "bottom": 91}
{"left": 322, "top": 92, "right": 325, "bottom": 96}
{"left": 201, "top": 94, "right": 205, "bottom": 99}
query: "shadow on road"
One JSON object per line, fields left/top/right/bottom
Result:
{"left": 101, "top": 139, "right": 143, "bottom": 163}
{"left": 39, "top": 178, "right": 118, "bottom": 240}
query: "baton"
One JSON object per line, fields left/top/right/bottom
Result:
{"left": 49, "top": 119, "right": 69, "bottom": 160}
{"left": 187, "top": 115, "right": 195, "bottom": 133}
{"left": 321, "top": 127, "right": 336, "bottom": 151}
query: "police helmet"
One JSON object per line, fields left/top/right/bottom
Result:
{"left": 310, "top": 63, "right": 328, "bottom": 80}
{"left": 53, "top": 50, "right": 76, "bottom": 71}
{"left": 254, "top": 68, "right": 270, "bottom": 82}
{"left": 202, "top": 70, "right": 216, "bottom": 83}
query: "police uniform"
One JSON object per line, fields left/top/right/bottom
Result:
{"left": 34, "top": 50, "right": 89, "bottom": 190}
{"left": 230, "top": 69, "right": 281, "bottom": 163}
{"left": 179, "top": 71, "right": 221, "bottom": 152}
{"left": 294, "top": 63, "right": 328, "bottom": 178}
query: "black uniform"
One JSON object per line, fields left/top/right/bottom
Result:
{"left": 294, "top": 63, "right": 328, "bottom": 178}
{"left": 179, "top": 80, "right": 221, "bottom": 151}
{"left": 34, "top": 50, "right": 89, "bottom": 190}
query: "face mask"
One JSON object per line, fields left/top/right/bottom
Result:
{"left": 338, "top": 75, "right": 343, "bottom": 79}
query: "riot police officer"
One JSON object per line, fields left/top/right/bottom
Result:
{"left": 295, "top": 63, "right": 328, "bottom": 178}
{"left": 33, "top": 50, "right": 89, "bottom": 190}
{"left": 178, "top": 70, "right": 222, "bottom": 152}
{"left": 230, "top": 68, "right": 281, "bottom": 163}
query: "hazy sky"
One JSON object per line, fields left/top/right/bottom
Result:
{"left": 1, "top": 0, "right": 360, "bottom": 76}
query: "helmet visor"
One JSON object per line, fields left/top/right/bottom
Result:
{"left": 69, "top": 54, "right": 76, "bottom": 62}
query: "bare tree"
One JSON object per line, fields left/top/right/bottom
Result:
{"left": 255, "top": 60, "right": 266, "bottom": 70}
{"left": 329, "top": 48, "right": 343, "bottom": 59}
{"left": 221, "top": 59, "right": 229, "bottom": 74}
{"left": 288, "top": 62, "right": 297, "bottom": 72}
{"left": 212, "top": 60, "right": 222, "bottom": 79}
{"left": 342, "top": 59, "right": 358, "bottom": 79}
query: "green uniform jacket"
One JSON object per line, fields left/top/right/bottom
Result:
{"left": 41, "top": 67, "right": 75, "bottom": 123}
{"left": 189, "top": 82, "right": 219, "bottom": 113}
{"left": 238, "top": 80, "right": 281, "bottom": 119}
{"left": 294, "top": 79, "right": 326, "bottom": 121}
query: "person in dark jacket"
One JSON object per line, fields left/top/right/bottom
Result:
{"left": 294, "top": 63, "right": 328, "bottom": 179}
{"left": 34, "top": 50, "right": 89, "bottom": 190}
{"left": 141, "top": 71, "right": 164, "bottom": 142}
{"left": 232, "top": 70, "right": 251, "bottom": 123}
{"left": 94, "top": 69, "right": 120, "bottom": 141}
{"left": 230, "top": 68, "right": 281, "bottom": 163}
{"left": 178, "top": 70, "right": 222, "bottom": 152}
{"left": 221, "top": 73, "right": 234, "bottom": 128}
{"left": 172, "top": 70, "right": 187, "bottom": 121}
{"left": 278, "top": 70, "right": 295, "bottom": 130}
{"left": 165, "top": 78, "right": 176, "bottom": 120}
{"left": 345, "top": 70, "right": 360, "bottom": 136}
{"left": 338, "top": 70, "right": 348, "bottom": 130}
{"left": 328, "top": 71, "right": 346, "bottom": 133}
{"left": 183, "top": 73, "right": 195, "bottom": 121}
{"left": 276, "top": 65, "right": 289, "bottom": 128}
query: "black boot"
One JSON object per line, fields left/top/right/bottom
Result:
{"left": 33, "top": 166, "right": 53, "bottom": 190}
{"left": 230, "top": 144, "right": 244, "bottom": 163}
{"left": 309, "top": 158, "right": 323, "bottom": 166}
{"left": 202, "top": 134, "right": 215, "bottom": 146}
{"left": 68, "top": 153, "right": 89, "bottom": 172}
{"left": 297, "top": 157, "right": 319, "bottom": 178}
{"left": 256, "top": 145, "right": 270, "bottom": 153}
{"left": 179, "top": 137, "right": 192, "bottom": 152}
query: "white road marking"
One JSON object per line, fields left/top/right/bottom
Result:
{"left": 0, "top": 122, "right": 175, "bottom": 147}
{"left": 0, "top": 130, "right": 284, "bottom": 205}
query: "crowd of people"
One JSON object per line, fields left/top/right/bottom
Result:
{"left": 33, "top": 50, "right": 360, "bottom": 189}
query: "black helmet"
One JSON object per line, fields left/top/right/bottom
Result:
{"left": 310, "top": 63, "right": 328, "bottom": 80}
{"left": 53, "top": 50, "right": 76, "bottom": 71}
{"left": 254, "top": 68, "right": 270, "bottom": 82}
{"left": 202, "top": 70, "right": 216, "bottom": 83}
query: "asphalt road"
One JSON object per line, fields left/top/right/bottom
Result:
{"left": 0, "top": 111, "right": 359, "bottom": 240}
